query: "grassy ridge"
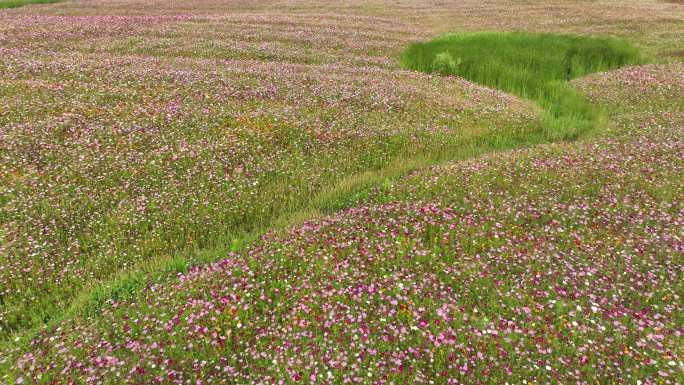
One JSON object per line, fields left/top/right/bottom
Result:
{"left": 0, "top": 0, "right": 59, "bottom": 9}
{"left": 401, "top": 32, "right": 644, "bottom": 139}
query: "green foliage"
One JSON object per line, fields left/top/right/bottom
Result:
{"left": 402, "top": 32, "right": 644, "bottom": 139}
{"left": 0, "top": 0, "right": 60, "bottom": 9}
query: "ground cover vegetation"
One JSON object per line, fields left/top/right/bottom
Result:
{"left": 1, "top": 0, "right": 683, "bottom": 383}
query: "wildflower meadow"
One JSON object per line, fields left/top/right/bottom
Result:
{"left": 1, "top": 0, "right": 683, "bottom": 384}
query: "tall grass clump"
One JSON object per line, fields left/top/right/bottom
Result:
{"left": 402, "top": 32, "right": 643, "bottom": 139}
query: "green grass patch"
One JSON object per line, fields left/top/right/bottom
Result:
{"left": 0, "top": 0, "right": 60, "bottom": 9}
{"left": 401, "top": 32, "right": 644, "bottom": 139}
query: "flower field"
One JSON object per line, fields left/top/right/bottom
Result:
{"left": 1, "top": 0, "right": 683, "bottom": 384}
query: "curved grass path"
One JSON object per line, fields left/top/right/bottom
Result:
{"left": 401, "top": 32, "right": 644, "bottom": 140}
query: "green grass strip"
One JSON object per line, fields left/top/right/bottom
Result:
{"left": 0, "top": 0, "right": 60, "bottom": 9}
